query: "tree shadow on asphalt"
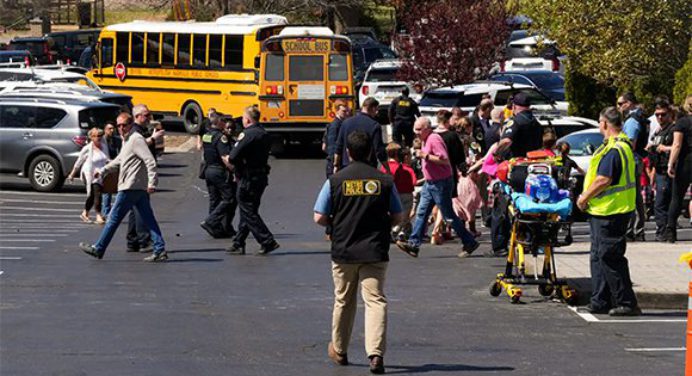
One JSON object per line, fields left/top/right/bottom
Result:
{"left": 271, "top": 251, "right": 331, "bottom": 256}
{"left": 157, "top": 163, "right": 188, "bottom": 169}
{"left": 385, "top": 363, "right": 515, "bottom": 374}
{"left": 167, "top": 248, "right": 225, "bottom": 254}
{"left": 164, "top": 258, "right": 224, "bottom": 263}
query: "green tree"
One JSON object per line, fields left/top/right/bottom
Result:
{"left": 521, "top": 0, "right": 691, "bottom": 114}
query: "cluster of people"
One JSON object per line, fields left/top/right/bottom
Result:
{"left": 617, "top": 93, "right": 692, "bottom": 243}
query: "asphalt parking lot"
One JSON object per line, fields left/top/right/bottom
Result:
{"left": 0, "top": 150, "right": 688, "bottom": 375}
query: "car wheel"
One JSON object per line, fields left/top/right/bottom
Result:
{"left": 28, "top": 154, "right": 64, "bottom": 192}
{"left": 182, "top": 101, "right": 203, "bottom": 134}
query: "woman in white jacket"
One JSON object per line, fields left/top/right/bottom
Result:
{"left": 68, "top": 127, "right": 110, "bottom": 224}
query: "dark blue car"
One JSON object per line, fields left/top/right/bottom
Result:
{"left": 489, "top": 70, "right": 565, "bottom": 102}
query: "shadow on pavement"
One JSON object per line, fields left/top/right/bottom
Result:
{"left": 386, "top": 364, "right": 515, "bottom": 374}
{"left": 164, "top": 258, "right": 224, "bottom": 263}
{"left": 167, "top": 248, "right": 226, "bottom": 254}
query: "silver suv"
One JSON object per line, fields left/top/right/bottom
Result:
{"left": 0, "top": 97, "right": 121, "bottom": 191}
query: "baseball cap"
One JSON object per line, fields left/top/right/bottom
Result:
{"left": 513, "top": 92, "right": 531, "bottom": 107}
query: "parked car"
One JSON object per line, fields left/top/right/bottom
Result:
{"left": 352, "top": 40, "right": 398, "bottom": 85}
{"left": 0, "top": 86, "right": 133, "bottom": 112}
{"left": 358, "top": 59, "right": 422, "bottom": 123}
{"left": 498, "top": 30, "right": 565, "bottom": 74}
{"left": 8, "top": 37, "right": 56, "bottom": 65}
{"left": 343, "top": 27, "right": 378, "bottom": 44}
{"left": 0, "top": 97, "right": 121, "bottom": 191}
{"left": 418, "top": 81, "right": 565, "bottom": 126}
{"left": 46, "top": 29, "right": 100, "bottom": 64}
{"left": 488, "top": 70, "right": 565, "bottom": 103}
{"left": 0, "top": 50, "right": 33, "bottom": 67}
{"left": 0, "top": 67, "right": 101, "bottom": 90}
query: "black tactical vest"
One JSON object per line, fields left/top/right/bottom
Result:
{"left": 329, "top": 161, "right": 394, "bottom": 264}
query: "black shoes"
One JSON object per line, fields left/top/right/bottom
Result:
{"left": 369, "top": 355, "right": 385, "bottom": 374}
{"left": 457, "top": 241, "right": 480, "bottom": 258}
{"left": 257, "top": 240, "right": 280, "bottom": 255}
{"left": 226, "top": 244, "right": 246, "bottom": 256}
{"left": 395, "top": 241, "right": 419, "bottom": 258}
{"left": 608, "top": 305, "right": 642, "bottom": 316}
{"left": 127, "top": 243, "right": 152, "bottom": 253}
{"left": 143, "top": 251, "right": 168, "bottom": 262}
{"left": 80, "top": 242, "right": 103, "bottom": 259}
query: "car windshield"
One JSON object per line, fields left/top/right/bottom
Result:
{"left": 78, "top": 107, "right": 120, "bottom": 129}
{"left": 506, "top": 43, "right": 561, "bottom": 59}
{"left": 365, "top": 68, "right": 399, "bottom": 82}
{"left": 526, "top": 73, "right": 564, "bottom": 89}
{"left": 558, "top": 132, "right": 604, "bottom": 156}
{"left": 10, "top": 42, "right": 45, "bottom": 56}
{"left": 420, "top": 92, "right": 460, "bottom": 107}
{"left": 363, "top": 47, "right": 397, "bottom": 64}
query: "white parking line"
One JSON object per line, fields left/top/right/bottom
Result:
{"left": 0, "top": 191, "right": 84, "bottom": 197}
{"left": 0, "top": 206, "right": 78, "bottom": 212}
{"left": 0, "top": 234, "right": 69, "bottom": 237}
{"left": 0, "top": 199, "right": 83, "bottom": 205}
{"left": 0, "top": 239, "right": 55, "bottom": 242}
{"left": 0, "top": 246, "right": 39, "bottom": 250}
{"left": 0, "top": 230, "right": 79, "bottom": 233}
{"left": 568, "top": 306, "right": 687, "bottom": 323}
{"left": 0, "top": 226, "right": 90, "bottom": 229}
{"left": 0, "top": 257, "right": 22, "bottom": 260}
{"left": 0, "top": 213, "right": 79, "bottom": 218}
{"left": 625, "top": 347, "right": 685, "bottom": 352}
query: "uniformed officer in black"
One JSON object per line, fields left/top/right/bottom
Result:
{"left": 494, "top": 92, "right": 543, "bottom": 159}
{"left": 388, "top": 87, "right": 420, "bottom": 147}
{"left": 226, "top": 106, "right": 279, "bottom": 256}
{"left": 200, "top": 112, "right": 237, "bottom": 238}
{"left": 313, "top": 131, "right": 404, "bottom": 374}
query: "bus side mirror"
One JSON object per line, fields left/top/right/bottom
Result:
{"left": 254, "top": 56, "right": 260, "bottom": 69}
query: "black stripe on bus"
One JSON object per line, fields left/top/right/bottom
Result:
{"left": 93, "top": 74, "right": 257, "bottom": 85}
{"left": 230, "top": 91, "right": 257, "bottom": 96}
{"left": 100, "top": 86, "right": 222, "bottom": 95}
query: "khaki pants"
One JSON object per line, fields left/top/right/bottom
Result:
{"left": 331, "top": 261, "right": 388, "bottom": 357}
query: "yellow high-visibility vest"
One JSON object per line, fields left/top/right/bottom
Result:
{"left": 583, "top": 133, "right": 636, "bottom": 216}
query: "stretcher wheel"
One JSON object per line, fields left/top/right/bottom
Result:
{"left": 489, "top": 281, "right": 502, "bottom": 297}
{"left": 510, "top": 295, "right": 521, "bottom": 304}
{"left": 562, "top": 287, "right": 578, "bottom": 306}
{"left": 538, "top": 283, "right": 554, "bottom": 297}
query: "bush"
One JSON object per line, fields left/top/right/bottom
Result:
{"left": 565, "top": 64, "right": 616, "bottom": 119}
{"left": 673, "top": 45, "right": 692, "bottom": 105}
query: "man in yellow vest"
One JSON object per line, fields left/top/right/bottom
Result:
{"left": 577, "top": 107, "right": 641, "bottom": 316}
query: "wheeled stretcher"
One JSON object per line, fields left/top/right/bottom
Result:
{"left": 489, "top": 160, "right": 578, "bottom": 305}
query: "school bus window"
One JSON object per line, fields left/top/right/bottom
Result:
{"left": 264, "top": 54, "right": 284, "bottom": 81}
{"left": 192, "top": 34, "right": 206, "bottom": 67}
{"left": 289, "top": 56, "right": 323, "bottom": 81}
{"left": 177, "top": 33, "right": 191, "bottom": 66}
{"left": 162, "top": 33, "right": 176, "bottom": 65}
{"left": 209, "top": 34, "right": 222, "bottom": 68}
{"left": 131, "top": 32, "right": 145, "bottom": 64}
{"left": 101, "top": 38, "right": 113, "bottom": 67}
{"left": 115, "top": 32, "right": 128, "bottom": 63}
{"left": 328, "top": 54, "right": 348, "bottom": 81}
{"left": 146, "top": 32, "right": 160, "bottom": 65}
{"left": 224, "top": 35, "right": 244, "bottom": 69}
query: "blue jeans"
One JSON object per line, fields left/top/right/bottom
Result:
{"left": 409, "top": 178, "right": 476, "bottom": 248}
{"left": 101, "top": 193, "right": 112, "bottom": 216}
{"left": 94, "top": 190, "right": 165, "bottom": 255}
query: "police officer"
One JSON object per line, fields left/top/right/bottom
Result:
{"left": 577, "top": 107, "right": 640, "bottom": 317}
{"left": 225, "top": 106, "right": 280, "bottom": 256}
{"left": 200, "top": 112, "right": 237, "bottom": 238}
{"left": 647, "top": 100, "right": 676, "bottom": 241}
{"left": 323, "top": 103, "right": 350, "bottom": 178}
{"left": 313, "top": 131, "right": 404, "bottom": 374}
{"left": 388, "top": 87, "right": 420, "bottom": 147}
{"left": 493, "top": 92, "right": 543, "bottom": 159}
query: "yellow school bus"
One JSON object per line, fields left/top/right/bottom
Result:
{"left": 87, "top": 14, "right": 287, "bottom": 133}
{"left": 258, "top": 27, "right": 354, "bottom": 146}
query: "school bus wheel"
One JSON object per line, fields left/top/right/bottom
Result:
{"left": 182, "top": 101, "right": 203, "bottom": 134}
{"left": 489, "top": 281, "right": 502, "bottom": 297}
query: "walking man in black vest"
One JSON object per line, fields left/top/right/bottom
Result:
{"left": 314, "top": 131, "right": 404, "bottom": 374}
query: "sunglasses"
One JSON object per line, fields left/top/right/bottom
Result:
{"left": 654, "top": 112, "right": 669, "bottom": 118}
{"left": 616, "top": 101, "right": 626, "bottom": 106}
